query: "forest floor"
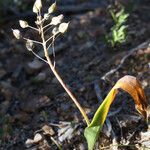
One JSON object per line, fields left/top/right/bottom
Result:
{"left": 0, "top": 0, "right": 150, "bottom": 149}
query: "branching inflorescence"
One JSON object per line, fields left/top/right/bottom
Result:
{"left": 12, "top": 0, "right": 90, "bottom": 126}
{"left": 12, "top": 1, "right": 148, "bottom": 150}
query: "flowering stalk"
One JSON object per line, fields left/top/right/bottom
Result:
{"left": 12, "top": 0, "right": 90, "bottom": 126}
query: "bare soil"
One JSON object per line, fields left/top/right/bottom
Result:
{"left": 0, "top": 0, "right": 150, "bottom": 149}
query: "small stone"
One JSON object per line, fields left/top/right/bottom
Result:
{"left": 32, "top": 72, "right": 46, "bottom": 83}
{"left": 39, "top": 139, "right": 51, "bottom": 150}
{"left": 141, "top": 130, "right": 150, "bottom": 140}
{"left": 79, "top": 143, "right": 86, "bottom": 150}
{"left": 79, "top": 86, "right": 86, "bottom": 92}
{"left": 25, "top": 59, "right": 43, "bottom": 74}
{"left": 142, "top": 80, "right": 148, "bottom": 87}
{"left": 141, "top": 141, "right": 150, "bottom": 149}
{"left": 25, "top": 139, "right": 34, "bottom": 148}
{"left": 42, "top": 125, "right": 55, "bottom": 136}
{"left": 33, "top": 133, "right": 43, "bottom": 143}
{"left": 140, "top": 130, "right": 150, "bottom": 149}
{"left": 58, "top": 124, "right": 77, "bottom": 142}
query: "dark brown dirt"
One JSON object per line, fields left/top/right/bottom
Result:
{"left": 0, "top": 0, "right": 150, "bottom": 149}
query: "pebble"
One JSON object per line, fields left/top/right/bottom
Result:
{"left": 33, "top": 133, "right": 43, "bottom": 143}
{"left": 25, "top": 59, "right": 43, "bottom": 74}
{"left": 33, "top": 72, "right": 46, "bottom": 83}
{"left": 58, "top": 124, "right": 76, "bottom": 142}
{"left": 25, "top": 139, "right": 34, "bottom": 148}
{"left": 42, "top": 125, "right": 55, "bottom": 136}
{"left": 78, "top": 143, "right": 86, "bottom": 150}
{"left": 141, "top": 141, "right": 150, "bottom": 149}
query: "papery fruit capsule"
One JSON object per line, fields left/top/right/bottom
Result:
{"left": 58, "top": 22, "right": 69, "bottom": 33}
{"left": 19, "top": 20, "right": 29, "bottom": 28}
{"left": 26, "top": 39, "right": 34, "bottom": 51}
{"left": 50, "top": 14, "right": 64, "bottom": 25}
{"left": 48, "top": 2, "right": 57, "bottom": 14}
{"left": 12, "top": 29, "right": 21, "bottom": 39}
{"left": 33, "top": 0, "right": 42, "bottom": 13}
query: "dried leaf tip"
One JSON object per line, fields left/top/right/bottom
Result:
{"left": 19, "top": 20, "right": 29, "bottom": 28}
{"left": 59, "top": 22, "right": 69, "bottom": 33}
{"left": 12, "top": 29, "right": 21, "bottom": 39}
{"left": 48, "top": 2, "right": 57, "bottom": 14}
{"left": 33, "top": 0, "right": 42, "bottom": 13}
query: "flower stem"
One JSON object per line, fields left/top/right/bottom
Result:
{"left": 40, "top": 20, "right": 90, "bottom": 126}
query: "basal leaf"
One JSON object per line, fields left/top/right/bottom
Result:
{"left": 84, "top": 75, "right": 148, "bottom": 150}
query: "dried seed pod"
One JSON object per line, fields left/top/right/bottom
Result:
{"left": 52, "top": 27, "right": 59, "bottom": 35}
{"left": 58, "top": 22, "right": 69, "bottom": 33}
{"left": 12, "top": 29, "right": 21, "bottom": 39}
{"left": 26, "top": 39, "right": 34, "bottom": 51}
{"left": 19, "top": 20, "right": 29, "bottom": 28}
{"left": 33, "top": 0, "right": 42, "bottom": 13}
{"left": 48, "top": 2, "right": 57, "bottom": 14}
{"left": 50, "top": 14, "right": 64, "bottom": 25}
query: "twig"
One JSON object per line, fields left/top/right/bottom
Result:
{"left": 100, "top": 144, "right": 143, "bottom": 150}
{"left": 115, "top": 117, "right": 123, "bottom": 140}
{"left": 101, "top": 40, "right": 150, "bottom": 80}
{"left": 51, "top": 137, "right": 62, "bottom": 150}
{"left": 43, "top": 23, "right": 53, "bottom": 30}
{"left": 52, "top": 35, "right": 56, "bottom": 67}
{"left": 46, "top": 36, "right": 53, "bottom": 43}
{"left": 107, "top": 107, "right": 122, "bottom": 117}
{"left": 23, "top": 37, "right": 42, "bottom": 45}
{"left": 28, "top": 25, "right": 39, "bottom": 31}
{"left": 112, "top": 138, "right": 119, "bottom": 150}
{"left": 31, "top": 50, "right": 48, "bottom": 64}
{"left": 48, "top": 123, "right": 62, "bottom": 128}
{"left": 94, "top": 80, "right": 103, "bottom": 103}
{"left": 44, "top": 25, "right": 53, "bottom": 34}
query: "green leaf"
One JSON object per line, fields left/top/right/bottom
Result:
{"left": 118, "top": 13, "right": 129, "bottom": 25}
{"left": 112, "top": 29, "right": 118, "bottom": 42}
{"left": 107, "top": 6, "right": 129, "bottom": 47}
{"left": 84, "top": 126, "right": 102, "bottom": 150}
{"left": 84, "top": 75, "right": 148, "bottom": 150}
{"left": 110, "top": 9, "right": 117, "bottom": 23}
